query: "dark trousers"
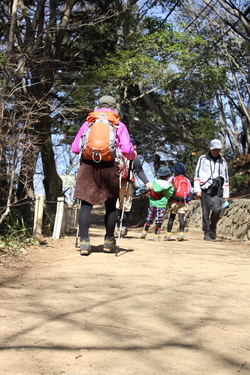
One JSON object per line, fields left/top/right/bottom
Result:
{"left": 201, "top": 190, "right": 222, "bottom": 233}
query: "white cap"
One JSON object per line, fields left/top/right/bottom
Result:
{"left": 210, "top": 139, "right": 222, "bottom": 150}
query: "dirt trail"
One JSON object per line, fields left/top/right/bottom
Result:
{"left": 1, "top": 205, "right": 250, "bottom": 375}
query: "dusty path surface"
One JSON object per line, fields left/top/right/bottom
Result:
{"left": 1, "top": 205, "right": 250, "bottom": 375}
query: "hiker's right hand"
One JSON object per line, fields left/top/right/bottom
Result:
{"left": 196, "top": 191, "right": 202, "bottom": 197}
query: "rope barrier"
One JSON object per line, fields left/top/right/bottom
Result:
{"left": 0, "top": 197, "right": 78, "bottom": 211}
{"left": 228, "top": 194, "right": 250, "bottom": 200}
{"left": 0, "top": 199, "right": 35, "bottom": 212}
{"left": 0, "top": 192, "right": 249, "bottom": 213}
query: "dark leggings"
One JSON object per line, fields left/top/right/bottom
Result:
{"left": 79, "top": 197, "right": 118, "bottom": 240}
{"left": 116, "top": 209, "right": 130, "bottom": 226}
{"left": 167, "top": 213, "right": 185, "bottom": 232}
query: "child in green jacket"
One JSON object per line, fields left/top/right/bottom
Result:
{"left": 140, "top": 166, "right": 174, "bottom": 241}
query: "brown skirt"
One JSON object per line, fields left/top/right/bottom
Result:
{"left": 74, "top": 160, "right": 119, "bottom": 205}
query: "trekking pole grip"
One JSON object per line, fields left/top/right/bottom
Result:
{"left": 127, "top": 159, "right": 133, "bottom": 183}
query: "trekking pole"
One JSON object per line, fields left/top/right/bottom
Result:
{"left": 75, "top": 224, "right": 79, "bottom": 248}
{"left": 74, "top": 151, "right": 82, "bottom": 248}
{"left": 75, "top": 198, "right": 81, "bottom": 248}
{"left": 115, "top": 159, "right": 133, "bottom": 256}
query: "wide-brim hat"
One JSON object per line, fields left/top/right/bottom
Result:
{"left": 172, "top": 162, "right": 186, "bottom": 175}
{"left": 157, "top": 166, "right": 171, "bottom": 177}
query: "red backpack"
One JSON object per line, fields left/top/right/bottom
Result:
{"left": 149, "top": 190, "right": 163, "bottom": 200}
{"left": 171, "top": 175, "right": 192, "bottom": 203}
{"left": 80, "top": 110, "right": 119, "bottom": 162}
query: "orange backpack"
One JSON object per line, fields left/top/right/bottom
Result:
{"left": 80, "top": 110, "right": 119, "bottom": 162}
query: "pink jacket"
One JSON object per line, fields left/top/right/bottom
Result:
{"left": 71, "top": 108, "right": 135, "bottom": 160}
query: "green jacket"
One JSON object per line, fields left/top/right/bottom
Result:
{"left": 149, "top": 177, "right": 174, "bottom": 208}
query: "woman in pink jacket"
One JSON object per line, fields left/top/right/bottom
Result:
{"left": 72, "top": 95, "right": 135, "bottom": 255}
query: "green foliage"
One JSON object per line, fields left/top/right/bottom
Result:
{"left": 0, "top": 54, "right": 6, "bottom": 63}
{"left": 0, "top": 217, "right": 33, "bottom": 256}
{"left": 166, "top": 143, "right": 202, "bottom": 180}
{"left": 230, "top": 175, "right": 248, "bottom": 190}
{"left": 42, "top": 206, "right": 56, "bottom": 235}
{"left": 62, "top": 8, "right": 231, "bottom": 159}
{"left": 85, "top": 21, "right": 225, "bottom": 149}
{"left": 191, "top": 118, "right": 221, "bottom": 140}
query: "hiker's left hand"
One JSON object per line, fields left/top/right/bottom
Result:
{"left": 146, "top": 182, "right": 153, "bottom": 190}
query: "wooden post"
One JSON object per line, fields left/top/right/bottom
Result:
{"left": 61, "top": 205, "right": 67, "bottom": 235}
{"left": 33, "top": 193, "right": 44, "bottom": 245}
{"left": 52, "top": 197, "right": 64, "bottom": 239}
{"left": 61, "top": 203, "right": 71, "bottom": 235}
{"left": 65, "top": 204, "right": 73, "bottom": 233}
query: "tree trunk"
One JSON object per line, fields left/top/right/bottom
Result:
{"left": 17, "top": 148, "right": 39, "bottom": 201}
{"left": 39, "top": 116, "right": 62, "bottom": 203}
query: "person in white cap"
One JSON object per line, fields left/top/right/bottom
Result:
{"left": 193, "top": 139, "right": 229, "bottom": 241}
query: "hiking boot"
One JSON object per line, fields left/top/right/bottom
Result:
{"left": 140, "top": 230, "right": 148, "bottom": 239}
{"left": 210, "top": 231, "right": 216, "bottom": 240}
{"left": 176, "top": 232, "right": 184, "bottom": 241}
{"left": 204, "top": 233, "right": 211, "bottom": 241}
{"left": 164, "top": 232, "right": 172, "bottom": 241}
{"left": 153, "top": 235, "right": 160, "bottom": 241}
{"left": 121, "top": 226, "right": 128, "bottom": 238}
{"left": 103, "top": 237, "right": 116, "bottom": 252}
{"left": 80, "top": 240, "right": 91, "bottom": 255}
